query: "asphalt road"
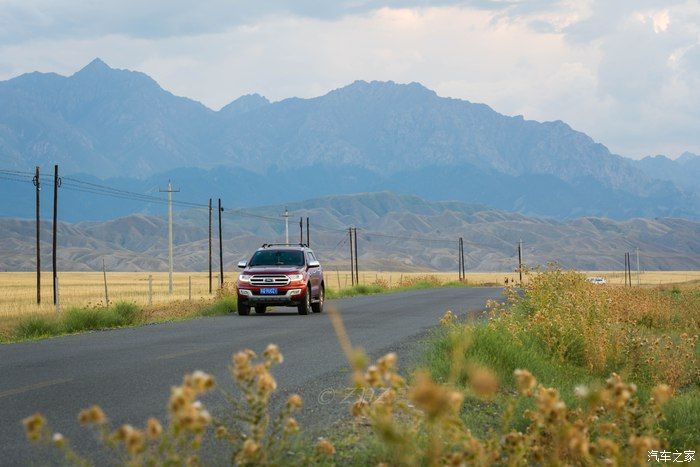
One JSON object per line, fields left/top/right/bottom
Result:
{"left": 0, "top": 287, "right": 501, "bottom": 465}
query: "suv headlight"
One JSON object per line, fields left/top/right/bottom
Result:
{"left": 239, "top": 274, "right": 252, "bottom": 282}
{"left": 287, "top": 274, "right": 304, "bottom": 282}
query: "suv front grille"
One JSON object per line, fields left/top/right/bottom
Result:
{"left": 250, "top": 275, "right": 291, "bottom": 286}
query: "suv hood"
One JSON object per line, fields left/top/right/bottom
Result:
{"left": 243, "top": 266, "right": 304, "bottom": 275}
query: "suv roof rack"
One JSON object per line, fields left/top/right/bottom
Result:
{"left": 260, "top": 243, "right": 309, "bottom": 248}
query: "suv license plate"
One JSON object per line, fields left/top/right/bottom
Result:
{"left": 260, "top": 288, "right": 278, "bottom": 295}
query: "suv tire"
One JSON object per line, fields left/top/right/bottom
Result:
{"left": 312, "top": 285, "right": 324, "bottom": 313}
{"left": 297, "top": 288, "right": 311, "bottom": 315}
{"left": 238, "top": 304, "right": 250, "bottom": 316}
{"left": 255, "top": 306, "right": 267, "bottom": 314}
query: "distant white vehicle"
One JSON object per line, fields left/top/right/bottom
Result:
{"left": 586, "top": 277, "right": 607, "bottom": 284}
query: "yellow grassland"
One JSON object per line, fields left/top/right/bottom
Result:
{"left": 1, "top": 270, "right": 698, "bottom": 319}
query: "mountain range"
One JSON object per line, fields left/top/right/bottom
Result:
{"left": 1, "top": 193, "right": 698, "bottom": 272}
{"left": 1, "top": 58, "right": 698, "bottom": 221}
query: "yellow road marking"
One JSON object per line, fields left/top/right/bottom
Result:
{"left": 155, "top": 348, "right": 208, "bottom": 361}
{"left": 0, "top": 378, "right": 72, "bottom": 400}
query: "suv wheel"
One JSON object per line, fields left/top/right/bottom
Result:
{"left": 312, "top": 285, "right": 324, "bottom": 313}
{"left": 255, "top": 306, "right": 267, "bottom": 314}
{"left": 238, "top": 304, "right": 250, "bottom": 316}
{"left": 297, "top": 288, "right": 311, "bottom": 315}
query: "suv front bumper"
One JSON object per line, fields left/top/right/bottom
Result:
{"left": 237, "top": 287, "right": 306, "bottom": 307}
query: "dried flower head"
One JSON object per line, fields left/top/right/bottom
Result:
{"left": 22, "top": 413, "right": 46, "bottom": 441}
{"left": 514, "top": 369, "right": 536, "bottom": 395}
{"left": 652, "top": 384, "right": 672, "bottom": 405}
{"left": 316, "top": 438, "right": 336, "bottom": 456}
{"left": 377, "top": 352, "right": 397, "bottom": 373}
{"left": 351, "top": 399, "right": 367, "bottom": 417}
{"left": 409, "top": 372, "right": 454, "bottom": 419}
{"left": 257, "top": 371, "right": 277, "bottom": 394}
{"left": 185, "top": 370, "right": 215, "bottom": 393}
{"left": 240, "top": 439, "right": 260, "bottom": 459}
{"left": 263, "top": 344, "right": 284, "bottom": 364}
{"left": 285, "top": 417, "right": 299, "bottom": 434}
{"left": 440, "top": 310, "right": 455, "bottom": 326}
{"left": 287, "top": 393, "right": 303, "bottom": 410}
{"left": 146, "top": 418, "right": 163, "bottom": 439}
{"left": 468, "top": 365, "right": 499, "bottom": 399}
{"left": 125, "top": 428, "right": 145, "bottom": 455}
{"left": 78, "top": 405, "right": 106, "bottom": 425}
{"left": 365, "top": 365, "right": 381, "bottom": 386}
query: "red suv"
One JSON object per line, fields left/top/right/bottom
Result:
{"left": 236, "top": 244, "right": 325, "bottom": 316}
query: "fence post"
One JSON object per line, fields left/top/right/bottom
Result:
{"left": 148, "top": 274, "right": 153, "bottom": 306}
{"left": 188, "top": 276, "right": 192, "bottom": 301}
{"left": 336, "top": 269, "right": 341, "bottom": 291}
{"left": 102, "top": 259, "right": 109, "bottom": 306}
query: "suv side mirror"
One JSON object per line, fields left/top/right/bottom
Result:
{"left": 237, "top": 261, "right": 247, "bottom": 268}
{"left": 308, "top": 260, "right": 320, "bottom": 268}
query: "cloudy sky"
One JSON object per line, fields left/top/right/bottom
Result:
{"left": 1, "top": 0, "right": 699, "bottom": 159}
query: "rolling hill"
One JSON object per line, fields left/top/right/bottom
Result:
{"left": 1, "top": 193, "right": 698, "bottom": 272}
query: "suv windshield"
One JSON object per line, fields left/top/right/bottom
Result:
{"left": 249, "top": 250, "right": 305, "bottom": 267}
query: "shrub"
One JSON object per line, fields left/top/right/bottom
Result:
{"left": 14, "top": 314, "right": 61, "bottom": 340}
{"left": 14, "top": 302, "right": 142, "bottom": 339}
{"left": 397, "top": 274, "right": 442, "bottom": 288}
{"left": 62, "top": 302, "right": 140, "bottom": 333}
{"left": 201, "top": 296, "right": 237, "bottom": 316}
{"left": 489, "top": 268, "right": 699, "bottom": 391}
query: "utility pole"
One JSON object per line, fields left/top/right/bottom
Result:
{"left": 306, "top": 217, "right": 310, "bottom": 246}
{"left": 299, "top": 217, "right": 303, "bottom": 244}
{"left": 349, "top": 228, "right": 355, "bottom": 286}
{"left": 458, "top": 238, "right": 463, "bottom": 281}
{"left": 517, "top": 239, "right": 523, "bottom": 285}
{"left": 282, "top": 207, "right": 289, "bottom": 244}
{"left": 33, "top": 166, "right": 41, "bottom": 304}
{"left": 159, "top": 181, "right": 179, "bottom": 294}
{"left": 461, "top": 238, "right": 466, "bottom": 281}
{"left": 353, "top": 228, "right": 359, "bottom": 285}
{"left": 458, "top": 237, "right": 466, "bottom": 282}
{"left": 636, "top": 247, "right": 640, "bottom": 286}
{"left": 52, "top": 165, "right": 60, "bottom": 305}
{"left": 208, "top": 198, "right": 212, "bottom": 294}
{"left": 218, "top": 199, "right": 224, "bottom": 288}
{"left": 623, "top": 253, "right": 628, "bottom": 286}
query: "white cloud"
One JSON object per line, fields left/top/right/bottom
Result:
{"left": 0, "top": 0, "right": 698, "bottom": 158}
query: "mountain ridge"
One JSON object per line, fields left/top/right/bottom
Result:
{"left": 0, "top": 59, "right": 697, "bottom": 220}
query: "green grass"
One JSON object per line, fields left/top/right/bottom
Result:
{"left": 326, "top": 280, "right": 471, "bottom": 300}
{"left": 200, "top": 296, "right": 237, "bottom": 316}
{"left": 662, "top": 392, "right": 700, "bottom": 449}
{"left": 326, "top": 284, "right": 386, "bottom": 299}
{"left": 12, "top": 313, "right": 62, "bottom": 340}
{"left": 11, "top": 301, "right": 142, "bottom": 341}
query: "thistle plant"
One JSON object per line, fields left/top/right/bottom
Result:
{"left": 23, "top": 370, "right": 215, "bottom": 465}
{"left": 21, "top": 345, "right": 335, "bottom": 466}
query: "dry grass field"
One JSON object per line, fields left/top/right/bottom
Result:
{"left": 1, "top": 270, "right": 698, "bottom": 319}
